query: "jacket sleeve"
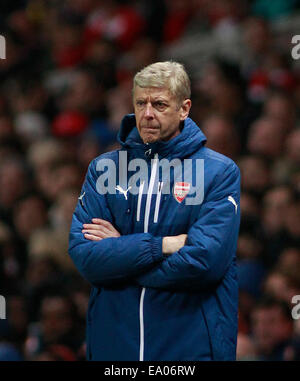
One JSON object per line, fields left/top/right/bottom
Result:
{"left": 135, "top": 162, "right": 240, "bottom": 291}
{"left": 68, "top": 158, "right": 163, "bottom": 287}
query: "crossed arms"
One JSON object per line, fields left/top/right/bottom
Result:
{"left": 68, "top": 159, "right": 240, "bottom": 291}
{"left": 81, "top": 218, "right": 187, "bottom": 256}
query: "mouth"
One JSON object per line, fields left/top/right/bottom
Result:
{"left": 142, "top": 126, "right": 159, "bottom": 131}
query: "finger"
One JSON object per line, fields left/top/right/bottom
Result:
{"left": 83, "top": 223, "right": 113, "bottom": 236}
{"left": 92, "top": 218, "right": 114, "bottom": 230}
{"left": 84, "top": 233, "right": 102, "bottom": 241}
{"left": 82, "top": 229, "right": 107, "bottom": 238}
{"left": 83, "top": 225, "right": 113, "bottom": 236}
{"left": 84, "top": 220, "right": 120, "bottom": 237}
{"left": 92, "top": 219, "right": 120, "bottom": 235}
{"left": 83, "top": 224, "right": 103, "bottom": 230}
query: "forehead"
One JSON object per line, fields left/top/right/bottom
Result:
{"left": 134, "top": 86, "right": 173, "bottom": 100}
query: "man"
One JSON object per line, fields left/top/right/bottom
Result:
{"left": 250, "top": 297, "right": 299, "bottom": 361}
{"left": 69, "top": 61, "right": 241, "bottom": 361}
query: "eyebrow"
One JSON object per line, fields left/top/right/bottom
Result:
{"left": 135, "top": 97, "right": 169, "bottom": 102}
{"left": 153, "top": 98, "right": 169, "bottom": 102}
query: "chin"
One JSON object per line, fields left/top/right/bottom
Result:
{"left": 143, "top": 138, "right": 159, "bottom": 144}
{"left": 141, "top": 133, "right": 159, "bottom": 144}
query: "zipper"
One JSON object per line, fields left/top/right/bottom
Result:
{"left": 139, "top": 288, "right": 146, "bottom": 361}
{"left": 139, "top": 153, "right": 159, "bottom": 361}
{"left": 144, "top": 154, "right": 159, "bottom": 233}
{"left": 136, "top": 181, "right": 144, "bottom": 222}
{"left": 154, "top": 182, "right": 163, "bottom": 223}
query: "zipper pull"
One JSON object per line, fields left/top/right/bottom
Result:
{"left": 145, "top": 148, "right": 152, "bottom": 157}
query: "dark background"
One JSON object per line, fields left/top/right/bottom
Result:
{"left": 0, "top": 0, "right": 300, "bottom": 361}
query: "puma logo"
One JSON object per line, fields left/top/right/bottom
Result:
{"left": 228, "top": 196, "right": 238, "bottom": 214}
{"left": 78, "top": 191, "right": 86, "bottom": 206}
{"left": 115, "top": 185, "right": 132, "bottom": 200}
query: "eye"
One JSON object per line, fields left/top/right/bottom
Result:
{"left": 136, "top": 100, "right": 146, "bottom": 107}
{"left": 154, "top": 101, "right": 167, "bottom": 110}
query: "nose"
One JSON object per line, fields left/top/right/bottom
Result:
{"left": 144, "top": 102, "right": 154, "bottom": 119}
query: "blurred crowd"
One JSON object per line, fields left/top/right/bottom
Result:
{"left": 0, "top": 0, "right": 300, "bottom": 361}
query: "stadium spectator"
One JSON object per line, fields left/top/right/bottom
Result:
{"left": 201, "top": 114, "right": 241, "bottom": 159}
{"left": 236, "top": 333, "right": 258, "bottom": 360}
{"left": 250, "top": 298, "right": 298, "bottom": 360}
{"left": 24, "top": 295, "right": 84, "bottom": 360}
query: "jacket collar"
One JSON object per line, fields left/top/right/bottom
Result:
{"left": 117, "top": 113, "right": 207, "bottom": 159}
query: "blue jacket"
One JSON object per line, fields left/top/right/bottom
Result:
{"left": 69, "top": 115, "right": 241, "bottom": 361}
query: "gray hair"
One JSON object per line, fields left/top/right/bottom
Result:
{"left": 133, "top": 61, "right": 191, "bottom": 103}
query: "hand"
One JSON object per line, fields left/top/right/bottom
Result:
{"left": 162, "top": 234, "right": 187, "bottom": 256}
{"left": 82, "top": 218, "right": 120, "bottom": 241}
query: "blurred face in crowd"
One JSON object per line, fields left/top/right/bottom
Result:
{"left": 264, "top": 94, "right": 295, "bottom": 132}
{"left": 77, "top": 137, "right": 101, "bottom": 170}
{"left": 13, "top": 196, "right": 48, "bottom": 240}
{"left": 236, "top": 333, "right": 257, "bottom": 360}
{"left": 0, "top": 116, "right": 14, "bottom": 139}
{"left": 240, "top": 193, "right": 260, "bottom": 218}
{"left": 285, "top": 129, "right": 300, "bottom": 164}
{"left": 26, "top": 258, "right": 57, "bottom": 288}
{"left": 62, "top": 71, "right": 101, "bottom": 113}
{"left": 198, "top": 64, "right": 242, "bottom": 117}
{"left": 52, "top": 189, "right": 79, "bottom": 227}
{"left": 285, "top": 201, "right": 300, "bottom": 237}
{"left": 262, "top": 186, "right": 292, "bottom": 234}
{"left": 277, "top": 248, "right": 300, "bottom": 271}
{"left": 133, "top": 86, "right": 191, "bottom": 143}
{"left": 251, "top": 306, "right": 293, "bottom": 355}
{"left": 130, "top": 38, "right": 158, "bottom": 70}
{"left": 239, "top": 156, "right": 270, "bottom": 193}
{"left": 40, "top": 163, "right": 82, "bottom": 201}
{"left": 247, "top": 118, "right": 284, "bottom": 158}
{"left": 243, "top": 17, "right": 270, "bottom": 55}
{"left": 0, "top": 161, "right": 27, "bottom": 208}
{"left": 41, "top": 297, "right": 73, "bottom": 343}
{"left": 7, "top": 296, "right": 28, "bottom": 337}
{"left": 237, "top": 233, "right": 263, "bottom": 259}
{"left": 201, "top": 115, "right": 240, "bottom": 159}
{"left": 263, "top": 272, "right": 298, "bottom": 303}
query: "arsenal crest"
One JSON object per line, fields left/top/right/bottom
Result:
{"left": 173, "top": 182, "right": 190, "bottom": 203}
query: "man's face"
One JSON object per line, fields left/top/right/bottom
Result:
{"left": 133, "top": 86, "right": 191, "bottom": 144}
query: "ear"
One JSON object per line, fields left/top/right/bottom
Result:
{"left": 180, "top": 99, "right": 192, "bottom": 121}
